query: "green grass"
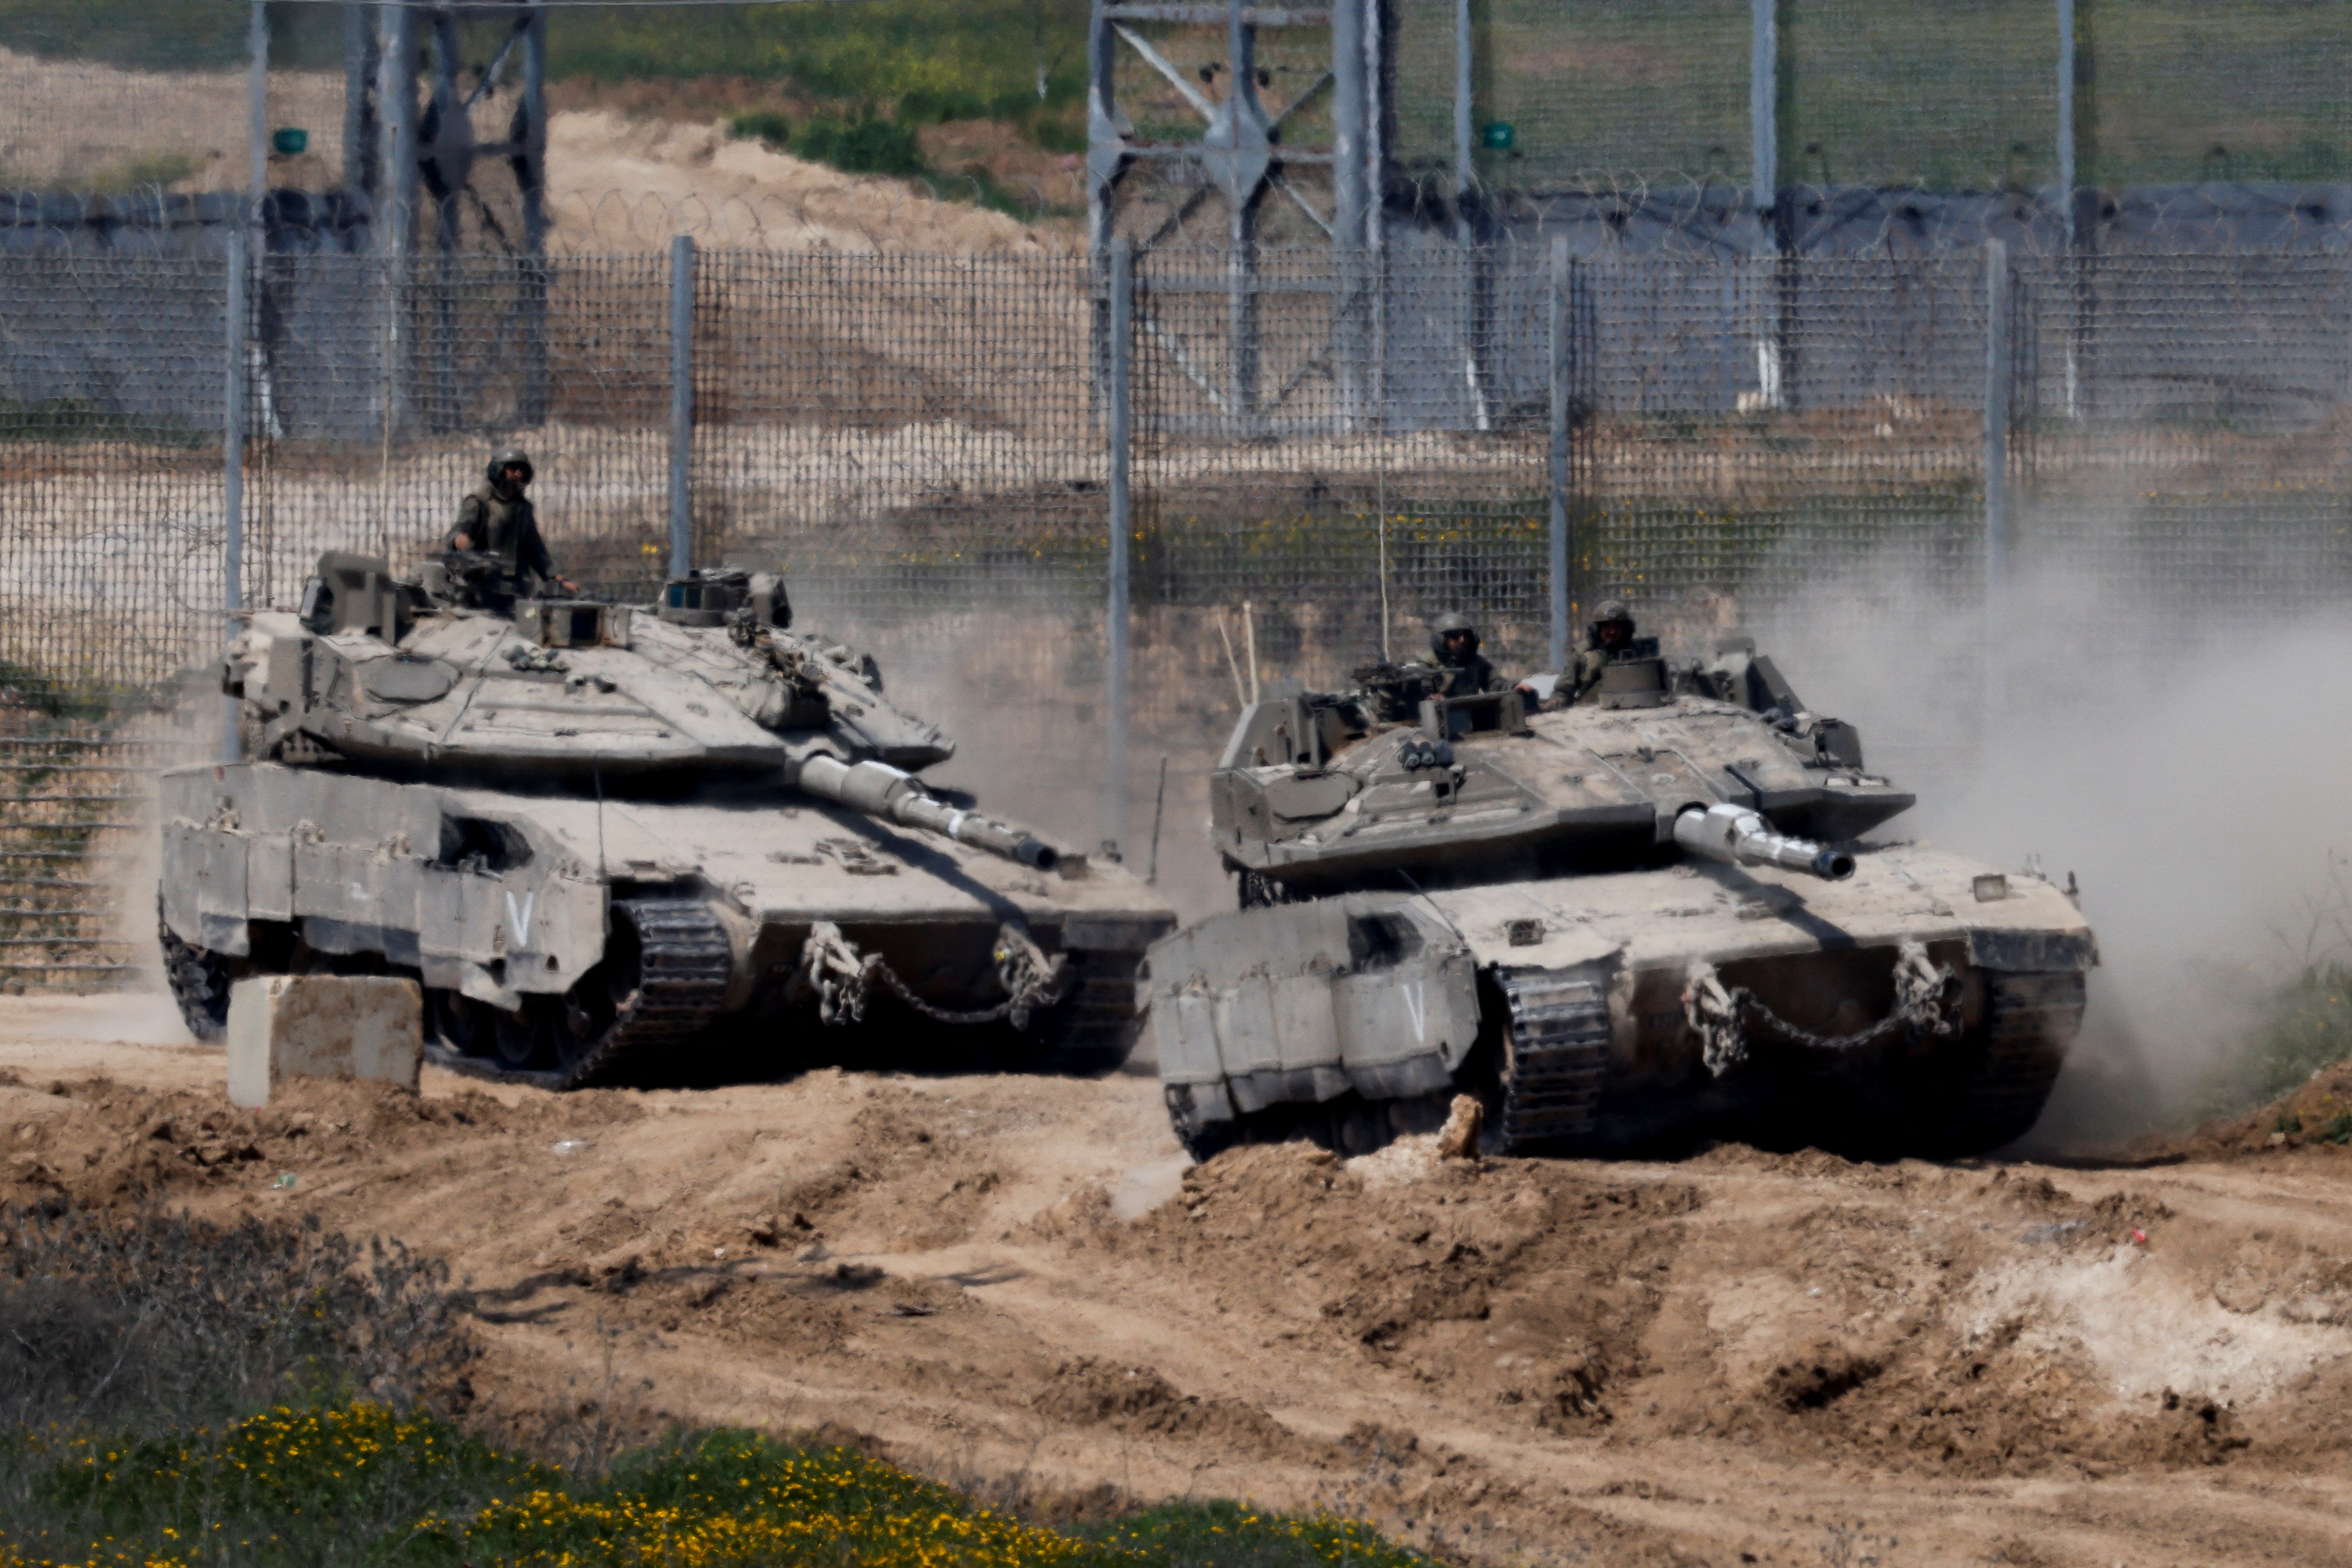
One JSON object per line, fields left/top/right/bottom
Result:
{"left": 731, "top": 109, "right": 927, "bottom": 180}
{"left": 8, "top": 0, "right": 2352, "bottom": 189}
{"left": 0, "top": 1406, "right": 1440, "bottom": 1568}
{"left": 727, "top": 110, "right": 1077, "bottom": 219}
{"left": 0, "top": 1205, "right": 1433, "bottom": 1568}
{"left": 2209, "top": 962, "right": 2352, "bottom": 1121}
{"left": 545, "top": 0, "right": 1089, "bottom": 125}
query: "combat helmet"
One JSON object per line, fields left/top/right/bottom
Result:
{"left": 485, "top": 446, "right": 535, "bottom": 487}
{"left": 1427, "top": 609, "right": 1480, "bottom": 663}
{"left": 1589, "top": 598, "right": 1634, "bottom": 638}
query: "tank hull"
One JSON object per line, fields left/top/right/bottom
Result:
{"left": 161, "top": 763, "right": 1174, "bottom": 1083}
{"left": 1148, "top": 846, "right": 2094, "bottom": 1160}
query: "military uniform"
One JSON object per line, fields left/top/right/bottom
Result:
{"left": 1433, "top": 651, "right": 1506, "bottom": 698}
{"left": 1427, "top": 610, "right": 1508, "bottom": 698}
{"left": 1554, "top": 600, "right": 1637, "bottom": 707}
{"left": 448, "top": 447, "right": 558, "bottom": 596}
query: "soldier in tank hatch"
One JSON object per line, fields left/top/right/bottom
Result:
{"left": 1427, "top": 610, "right": 1510, "bottom": 698}
{"left": 448, "top": 446, "right": 576, "bottom": 601}
{"left": 1518, "top": 598, "right": 1638, "bottom": 708}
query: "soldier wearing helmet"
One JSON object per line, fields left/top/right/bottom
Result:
{"left": 1427, "top": 610, "right": 1508, "bottom": 698}
{"left": 448, "top": 447, "right": 576, "bottom": 601}
{"left": 1518, "top": 598, "right": 1638, "bottom": 708}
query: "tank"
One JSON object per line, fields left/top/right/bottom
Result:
{"left": 158, "top": 550, "right": 1176, "bottom": 1084}
{"left": 1145, "top": 636, "right": 2096, "bottom": 1160}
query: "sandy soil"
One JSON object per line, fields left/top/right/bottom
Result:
{"left": 0, "top": 999, "right": 2347, "bottom": 1567}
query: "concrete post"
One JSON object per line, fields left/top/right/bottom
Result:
{"left": 668, "top": 234, "right": 696, "bottom": 580}
{"left": 1105, "top": 240, "right": 1134, "bottom": 853}
{"left": 222, "top": 230, "right": 248, "bottom": 763}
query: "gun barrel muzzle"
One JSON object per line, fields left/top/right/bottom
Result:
{"left": 794, "top": 754, "right": 1062, "bottom": 871}
{"left": 1673, "top": 802, "right": 1854, "bottom": 882}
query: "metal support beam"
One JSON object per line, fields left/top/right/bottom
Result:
{"left": 1749, "top": 0, "right": 1776, "bottom": 224}
{"left": 342, "top": 3, "right": 378, "bottom": 201}
{"left": 1453, "top": 0, "right": 1473, "bottom": 199}
{"left": 1750, "top": 0, "right": 1782, "bottom": 408}
{"left": 669, "top": 234, "right": 696, "bottom": 580}
{"left": 247, "top": 2, "right": 269, "bottom": 230}
{"left": 1331, "top": 0, "right": 1367, "bottom": 427}
{"left": 1104, "top": 240, "right": 1135, "bottom": 853}
{"left": 1982, "top": 238, "right": 2011, "bottom": 725}
{"left": 222, "top": 230, "right": 249, "bottom": 763}
{"left": 2056, "top": 0, "right": 2076, "bottom": 253}
{"left": 520, "top": 0, "right": 549, "bottom": 255}
{"left": 1221, "top": 0, "right": 1266, "bottom": 423}
{"left": 376, "top": 2, "right": 418, "bottom": 261}
{"left": 1546, "top": 236, "right": 1571, "bottom": 672}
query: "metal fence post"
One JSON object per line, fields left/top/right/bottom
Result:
{"left": 223, "top": 230, "right": 248, "bottom": 763}
{"left": 668, "top": 234, "right": 695, "bottom": 580}
{"left": 1454, "top": 0, "right": 1474, "bottom": 199}
{"left": 247, "top": 1, "right": 269, "bottom": 230}
{"left": 1547, "top": 236, "right": 1572, "bottom": 672}
{"left": 1105, "top": 239, "right": 1133, "bottom": 853}
{"left": 1750, "top": 0, "right": 1783, "bottom": 407}
{"left": 1982, "top": 238, "right": 2011, "bottom": 723}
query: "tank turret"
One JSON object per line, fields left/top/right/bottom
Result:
{"left": 1207, "top": 643, "right": 1910, "bottom": 903}
{"left": 166, "top": 552, "right": 1174, "bottom": 1087}
{"left": 1147, "top": 634, "right": 2095, "bottom": 1164}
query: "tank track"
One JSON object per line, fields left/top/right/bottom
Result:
{"left": 1028, "top": 948, "right": 1146, "bottom": 1075}
{"left": 1490, "top": 969, "right": 1613, "bottom": 1153}
{"left": 1935, "top": 968, "right": 2086, "bottom": 1153}
{"left": 158, "top": 907, "right": 237, "bottom": 1043}
{"left": 428, "top": 896, "right": 733, "bottom": 1090}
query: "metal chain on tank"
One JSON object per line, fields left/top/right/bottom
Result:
{"left": 1682, "top": 939, "right": 1962, "bottom": 1077}
{"left": 797, "top": 920, "right": 1069, "bottom": 1030}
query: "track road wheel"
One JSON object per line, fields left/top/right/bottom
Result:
{"left": 491, "top": 1000, "right": 555, "bottom": 1072}
{"left": 426, "top": 989, "right": 493, "bottom": 1057}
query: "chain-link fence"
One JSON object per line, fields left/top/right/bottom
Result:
{"left": 3, "top": 240, "right": 2351, "bottom": 982}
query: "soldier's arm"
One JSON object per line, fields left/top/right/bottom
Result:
{"left": 520, "top": 511, "right": 576, "bottom": 593}
{"left": 448, "top": 494, "right": 485, "bottom": 552}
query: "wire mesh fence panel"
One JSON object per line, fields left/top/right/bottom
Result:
{"left": 689, "top": 249, "right": 1115, "bottom": 845}
{"left": 248, "top": 251, "right": 673, "bottom": 612}
{"left": 1392, "top": 0, "right": 1753, "bottom": 193}
{"left": 2080, "top": 1, "right": 2352, "bottom": 186}
{"left": 0, "top": 255, "right": 228, "bottom": 704}
{"left": 1783, "top": 0, "right": 2060, "bottom": 195}
{"left": 2013, "top": 251, "right": 2352, "bottom": 653}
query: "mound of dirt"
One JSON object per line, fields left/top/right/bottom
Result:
{"left": 5, "top": 1004, "right": 2352, "bottom": 1566}
{"left": 541, "top": 110, "right": 1059, "bottom": 254}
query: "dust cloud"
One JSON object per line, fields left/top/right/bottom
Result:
{"left": 1753, "top": 557, "right": 2352, "bottom": 1149}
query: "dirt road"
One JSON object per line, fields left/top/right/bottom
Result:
{"left": 1, "top": 996, "right": 2347, "bottom": 1567}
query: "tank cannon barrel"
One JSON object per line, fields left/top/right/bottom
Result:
{"left": 794, "top": 755, "right": 1059, "bottom": 870}
{"left": 1673, "top": 802, "right": 1854, "bottom": 882}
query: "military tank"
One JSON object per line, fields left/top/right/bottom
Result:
{"left": 159, "top": 550, "right": 1175, "bottom": 1085}
{"left": 1145, "top": 634, "right": 2095, "bottom": 1160}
